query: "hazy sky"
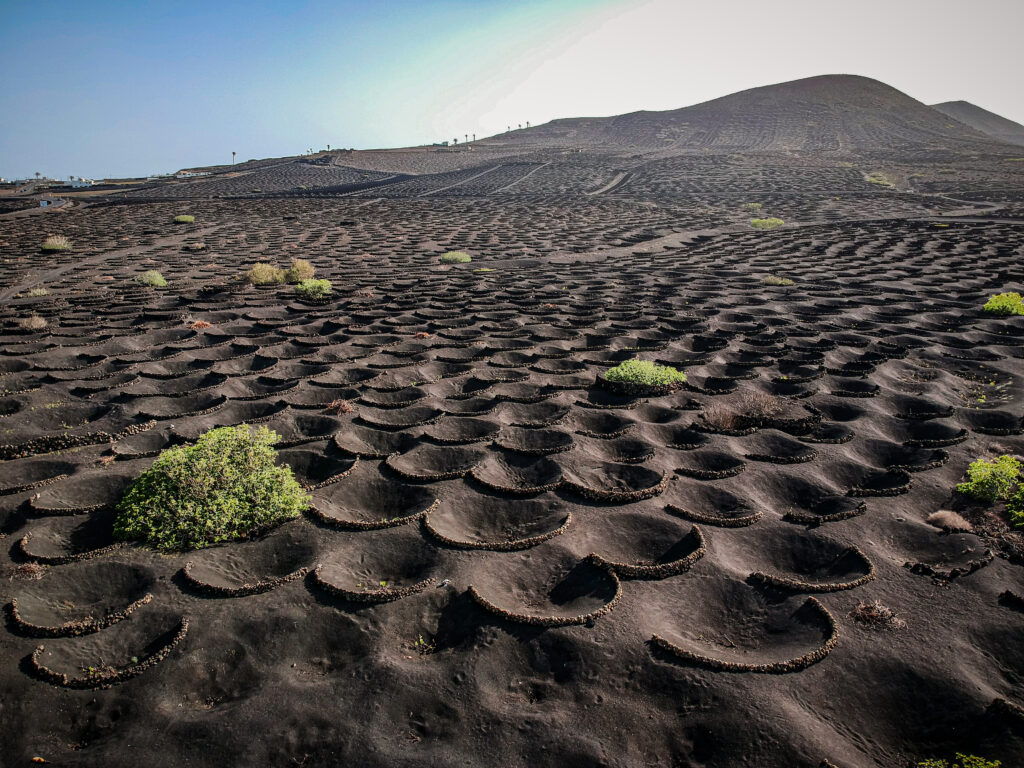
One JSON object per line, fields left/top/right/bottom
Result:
{"left": 2, "top": 0, "right": 1022, "bottom": 179}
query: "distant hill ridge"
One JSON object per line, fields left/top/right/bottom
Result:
{"left": 495, "top": 74, "right": 1012, "bottom": 153}
{"left": 930, "top": 100, "right": 1024, "bottom": 147}
{"left": 175, "top": 74, "right": 1024, "bottom": 180}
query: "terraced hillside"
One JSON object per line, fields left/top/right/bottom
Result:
{"left": 1, "top": 74, "right": 1024, "bottom": 768}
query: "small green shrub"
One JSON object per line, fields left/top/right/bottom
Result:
{"left": 440, "top": 251, "right": 471, "bottom": 264}
{"left": 983, "top": 292, "right": 1024, "bottom": 316}
{"left": 247, "top": 263, "right": 286, "bottom": 285}
{"left": 605, "top": 359, "right": 686, "bottom": 386}
{"left": 138, "top": 270, "right": 167, "bottom": 287}
{"left": 41, "top": 235, "right": 72, "bottom": 252}
{"left": 750, "top": 218, "right": 784, "bottom": 230}
{"left": 173, "top": 215, "right": 195, "bottom": 224}
{"left": 294, "top": 278, "right": 332, "bottom": 299}
{"left": 285, "top": 258, "right": 315, "bottom": 283}
{"left": 917, "top": 755, "right": 1001, "bottom": 768}
{"left": 865, "top": 172, "right": 894, "bottom": 187}
{"left": 763, "top": 275, "right": 794, "bottom": 286}
{"left": 956, "top": 455, "right": 1021, "bottom": 503}
{"left": 741, "top": 202, "right": 762, "bottom": 211}
{"left": 114, "top": 424, "right": 309, "bottom": 552}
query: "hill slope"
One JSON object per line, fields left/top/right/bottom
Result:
{"left": 931, "top": 100, "right": 1024, "bottom": 146}
{"left": 492, "top": 74, "right": 1008, "bottom": 154}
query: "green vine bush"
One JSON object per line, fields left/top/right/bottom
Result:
{"left": 294, "top": 278, "right": 332, "bottom": 299}
{"left": 983, "top": 292, "right": 1024, "bottom": 316}
{"left": 114, "top": 425, "right": 309, "bottom": 552}
{"left": 918, "top": 755, "right": 1001, "bottom": 768}
{"left": 605, "top": 359, "right": 686, "bottom": 386}
{"left": 956, "top": 456, "right": 1020, "bottom": 503}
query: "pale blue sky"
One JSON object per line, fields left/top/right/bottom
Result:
{"left": 1, "top": 0, "right": 1021, "bottom": 179}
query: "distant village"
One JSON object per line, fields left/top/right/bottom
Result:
{"left": 0, "top": 170, "right": 212, "bottom": 188}
{"left": 0, "top": 174, "right": 98, "bottom": 188}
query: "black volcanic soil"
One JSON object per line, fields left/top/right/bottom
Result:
{"left": 2, "top": 75, "right": 1024, "bottom": 768}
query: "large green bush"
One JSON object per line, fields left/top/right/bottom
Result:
{"left": 173, "top": 214, "right": 195, "bottom": 224}
{"left": 605, "top": 359, "right": 686, "bottom": 386}
{"left": 440, "top": 251, "right": 471, "bottom": 264}
{"left": 114, "top": 425, "right": 309, "bottom": 551}
{"left": 983, "top": 292, "right": 1024, "bottom": 316}
{"left": 956, "top": 455, "right": 1020, "bottom": 503}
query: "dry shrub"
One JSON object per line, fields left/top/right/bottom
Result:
{"left": 97, "top": 454, "right": 117, "bottom": 467}
{"left": 355, "top": 288, "right": 375, "bottom": 298}
{"left": 247, "top": 263, "right": 286, "bottom": 285}
{"left": 285, "top": 258, "right": 315, "bottom": 283}
{"left": 16, "top": 314, "right": 47, "bottom": 330}
{"left": 41, "top": 235, "right": 72, "bottom": 251}
{"left": 190, "top": 320, "right": 212, "bottom": 331}
{"left": 414, "top": 332, "right": 432, "bottom": 339}
{"left": 7, "top": 562, "right": 46, "bottom": 581}
{"left": 701, "top": 402, "right": 740, "bottom": 431}
{"left": 138, "top": 270, "right": 167, "bottom": 287}
{"left": 325, "top": 399, "right": 354, "bottom": 415}
{"left": 702, "top": 391, "right": 785, "bottom": 430}
{"left": 849, "top": 600, "right": 906, "bottom": 630}
{"left": 736, "top": 390, "right": 785, "bottom": 418}
{"left": 927, "top": 510, "right": 973, "bottom": 532}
